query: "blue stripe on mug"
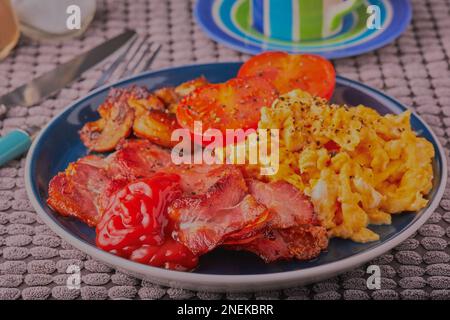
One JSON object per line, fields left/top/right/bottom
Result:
{"left": 251, "top": 0, "right": 264, "bottom": 36}
{"left": 252, "top": 0, "right": 293, "bottom": 39}
{"left": 268, "top": 0, "right": 293, "bottom": 40}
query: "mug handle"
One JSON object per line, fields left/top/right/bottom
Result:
{"left": 330, "top": 0, "right": 364, "bottom": 32}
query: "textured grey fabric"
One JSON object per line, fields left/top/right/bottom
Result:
{"left": 0, "top": 0, "right": 449, "bottom": 300}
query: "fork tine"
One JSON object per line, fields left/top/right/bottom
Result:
{"left": 111, "top": 36, "right": 145, "bottom": 80}
{"left": 141, "top": 43, "right": 162, "bottom": 72}
{"left": 94, "top": 35, "right": 143, "bottom": 87}
{"left": 93, "top": 34, "right": 161, "bottom": 89}
{"left": 92, "top": 35, "right": 138, "bottom": 89}
{"left": 121, "top": 35, "right": 151, "bottom": 78}
{"left": 127, "top": 41, "right": 161, "bottom": 76}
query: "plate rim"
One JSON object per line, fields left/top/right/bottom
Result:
{"left": 25, "top": 62, "right": 447, "bottom": 291}
{"left": 193, "top": 0, "right": 412, "bottom": 59}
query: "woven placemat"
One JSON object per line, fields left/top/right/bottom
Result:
{"left": 0, "top": 0, "right": 449, "bottom": 300}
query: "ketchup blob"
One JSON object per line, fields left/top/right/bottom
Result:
{"left": 96, "top": 173, "right": 198, "bottom": 271}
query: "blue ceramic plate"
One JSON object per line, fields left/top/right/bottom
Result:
{"left": 194, "top": 0, "right": 412, "bottom": 59}
{"left": 26, "top": 63, "right": 446, "bottom": 292}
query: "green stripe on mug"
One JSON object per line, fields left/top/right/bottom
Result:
{"left": 251, "top": 0, "right": 364, "bottom": 42}
{"left": 298, "top": 0, "right": 324, "bottom": 41}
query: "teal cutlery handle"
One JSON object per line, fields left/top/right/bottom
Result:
{"left": 0, "top": 129, "right": 32, "bottom": 166}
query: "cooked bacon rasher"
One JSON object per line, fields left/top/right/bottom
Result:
{"left": 247, "top": 179, "right": 319, "bottom": 228}
{"left": 47, "top": 140, "right": 171, "bottom": 226}
{"left": 107, "top": 139, "right": 172, "bottom": 180}
{"left": 228, "top": 225, "right": 328, "bottom": 263}
{"left": 224, "top": 179, "right": 328, "bottom": 262}
{"left": 167, "top": 166, "right": 269, "bottom": 255}
{"left": 47, "top": 155, "right": 116, "bottom": 227}
{"left": 48, "top": 139, "right": 328, "bottom": 268}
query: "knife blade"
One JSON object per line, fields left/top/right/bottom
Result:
{"left": 0, "top": 29, "right": 136, "bottom": 108}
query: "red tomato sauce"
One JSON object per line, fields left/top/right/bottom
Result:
{"left": 96, "top": 173, "right": 198, "bottom": 271}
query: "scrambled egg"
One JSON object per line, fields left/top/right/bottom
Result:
{"left": 253, "top": 90, "right": 435, "bottom": 242}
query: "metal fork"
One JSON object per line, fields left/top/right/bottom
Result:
{"left": 93, "top": 35, "right": 161, "bottom": 89}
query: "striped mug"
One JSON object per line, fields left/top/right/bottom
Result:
{"left": 251, "top": 0, "right": 364, "bottom": 41}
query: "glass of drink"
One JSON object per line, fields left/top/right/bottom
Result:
{"left": 0, "top": 0, "right": 20, "bottom": 60}
{"left": 11, "top": 0, "right": 97, "bottom": 41}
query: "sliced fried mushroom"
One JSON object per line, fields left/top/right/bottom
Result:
{"left": 79, "top": 87, "right": 145, "bottom": 152}
{"left": 175, "top": 76, "right": 209, "bottom": 96}
{"left": 129, "top": 78, "right": 209, "bottom": 147}
{"left": 154, "top": 87, "right": 180, "bottom": 111}
{"left": 79, "top": 99, "right": 134, "bottom": 152}
{"left": 80, "top": 86, "right": 165, "bottom": 152}
{"left": 128, "top": 91, "right": 180, "bottom": 148}
{"left": 155, "top": 77, "right": 210, "bottom": 114}
{"left": 79, "top": 80, "right": 209, "bottom": 152}
{"left": 133, "top": 110, "right": 180, "bottom": 148}
{"left": 128, "top": 92, "right": 165, "bottom": 112}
